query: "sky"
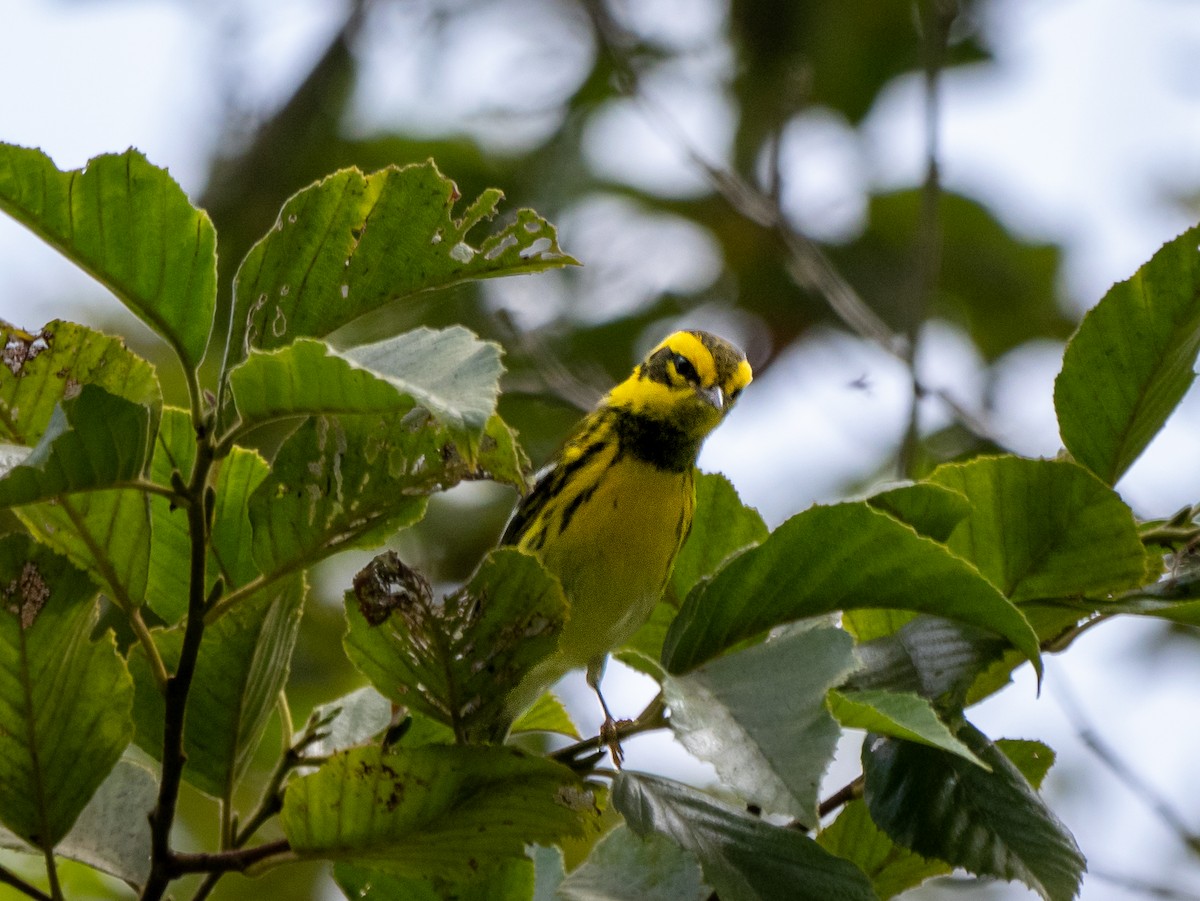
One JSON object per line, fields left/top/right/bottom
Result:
{"left": 4, "top": 1, "right": 1200, "bottom": 899}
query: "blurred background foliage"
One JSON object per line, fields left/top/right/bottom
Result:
{"left": 7, "top": 0, "right": 1200, "bottom": 898}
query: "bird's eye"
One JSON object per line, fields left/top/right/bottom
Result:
{"left": 671, "top": 353, "right": 699, "bottom": 383}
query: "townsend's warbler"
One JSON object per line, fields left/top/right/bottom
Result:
{"left": 503, "top": 330, "right": 752, "bottom": 758}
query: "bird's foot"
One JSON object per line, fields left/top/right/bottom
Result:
{"left": 599, "top": 716, "right": 633, "bottom": 768}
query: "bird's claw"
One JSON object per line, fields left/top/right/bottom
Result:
{"left": 599, "top": 716, "right": 633, "bottom": 768}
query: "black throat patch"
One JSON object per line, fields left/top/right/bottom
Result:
{"left": 613, "top": 409, "right": 702, "bottom": 472}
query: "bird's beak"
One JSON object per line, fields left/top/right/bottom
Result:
{"left": 698, "top": 384, "right": 725, "bottom": 412}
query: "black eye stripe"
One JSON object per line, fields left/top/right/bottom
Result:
{"left": 672, "top": 353, "right": 699, "bottom": 382}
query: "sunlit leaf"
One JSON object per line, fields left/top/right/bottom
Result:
{"left": 282, "top": 745, "right": 595, "bottom": 875}
{"left": 827, "top": 689, "right": 985, "bottom": 767}
{"left": 0, "top": 319, "right": 160, "bottom": 446}
{"left": 1056, "top": 224, "right": 1200, "bottom": 484}
{"left": 929, "top": 457, "right": 1152, "bottom": 601}
{"left": 224, "top": 160, "right": 575, "bottom": 371}
{"left": 0, "top": 536, "right": 132, "bottom": 849}
{"left": 0, "top": 144, "right": 216, "bottom": 367}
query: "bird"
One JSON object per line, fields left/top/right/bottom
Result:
{"left": 501, "top": 330, "right": 752, "bottom": 762}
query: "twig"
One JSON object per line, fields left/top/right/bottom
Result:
{"left": 818, "top": 776, "right": 864, "bottom": 819}
{"left": 1055, "top": 674, "right": 1200, "bottom": 855}
{"left": 0, "top": 863, "right": 53, "bottom": 901}
{"left": 171, "top": 839, "right": 291, "bottom": 875}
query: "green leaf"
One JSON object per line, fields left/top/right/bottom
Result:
{"left": 225, "top": 161, "right": 575, "bottom": 369}
{"left": 130, "top": 574, "right": 305, "bottom": 798}
{"left": 662, "top": 502, "right": 1040, "bottom": 678}
{"left": 559, "top": 825, "right": 709, "bottom": 901}
{"left": 334, "top": 858, "right": 534, "bottom": 901}
{"left": 248, "top": 409, "right": 524, "bottom": 577}
{"left": 866, "top": 482, "right": 970, "bottom": 543}
{"left": 0, "top": 536, "right": 132, "bottom": 849}
{"left": 816, "top": 800, "right": 950, "bottom": 900}
{"left": 827, "top": 689, "right": 986, "bottom": 767}
{"left": 229, "top": 327, "right": 503, "bottom": 444}
{"left": 0, "top": 320, "right": 160, "bottom": 447}
{"left": 929, "top": 457, "right": 1151, "bottom": 601}
{"left": 145, "top": 408, "right": 195, "bottom": 622}
{"left": 997, "top": 739, "right": 1057, "bottom": 790}
{"left": 0, "top": 144, "right": 216, "bottom": 368}
{"left": 282, "top": 745, "right": 595, "bottom": 875}
{"left": 1055, "top": 224, "right": 1200, "bottom": 484}
{"left": 613, "top": 772, "right": 878, "bottom": 901}
{"left": 344, "top": 548, "right": 565, "bottom": 742}
{"left": 863, "top": 724, "right": 1085, "bottom": 901}
{"left": 15, "top": 489, "right": 151, "bottom": 611}
{"left": 0, "top": 384, "right": 152, "bottom": 509}
{"left": 511, "top": 692, "right": 580, "bottom": 739}
{"left": 209, "top": 447, "right": 270, "bottom": 590}
{"left": 664, "top": 625, "right": 857, "bottom": 825}
{"left": 671, "top": 472, "right": 768, "bottom": 600}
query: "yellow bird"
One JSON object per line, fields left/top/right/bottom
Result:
{"left": 502, "top": 330, "right": 752, "bottom": 759}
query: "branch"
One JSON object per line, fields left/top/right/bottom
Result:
{"left": 142, "top": 436, "right": 218, "bottom": 901}
{"left": 550, "top": 692, "right": 667, "bottom": 771}
{"left": 818, "top": 776, "right": 864, "bottom": 819}
{"left": 172, "top": 839, "right": 292, "bottom": 875}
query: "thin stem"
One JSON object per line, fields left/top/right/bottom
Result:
{"left": 40, "top": 848, "right": 61, "bottom": 901}
{"left": 0, "top": 864, "right": 52, "bottom": 901}
{"left": 818, "top": 777, "right": 864, "bottom": 819}
{"left": 129, "top": 605, "right": 168, "bottom": 691}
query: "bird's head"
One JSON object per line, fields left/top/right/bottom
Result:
{"left": 606, "top": 330, "right": 753, "bottom": 439}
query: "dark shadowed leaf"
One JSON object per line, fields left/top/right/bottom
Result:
{"left": 0, "top": 385, "right": 151, "bottom": 509}
{"left": 613, "top": 772, "right": 877, "bottom": 901}
{"left": 863, "top": 724, "right": 1084, "bottom": 901}
{"left": 334, "top": 858, "right": 533, "bottom": 901}
{"left": 867, "top": 481, "right": 970, "bottom": 543}
{"left": 129, "top": 574, "right": 305, "bottom": 798}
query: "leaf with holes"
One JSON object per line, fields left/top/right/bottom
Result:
{"left": 344, "top": 549, "right": 565, "bottom": 742}
{"left": 282, "top": 745, "right": 595, "bottom": 875}
{"left": 224, "top": 161, "right": 575, "bottom": 370}
{"left": 0, "top": 144, "right": 216, "bottom": 368}
{"left": 0, "top": 320, "right": 160, "bottom": 447}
